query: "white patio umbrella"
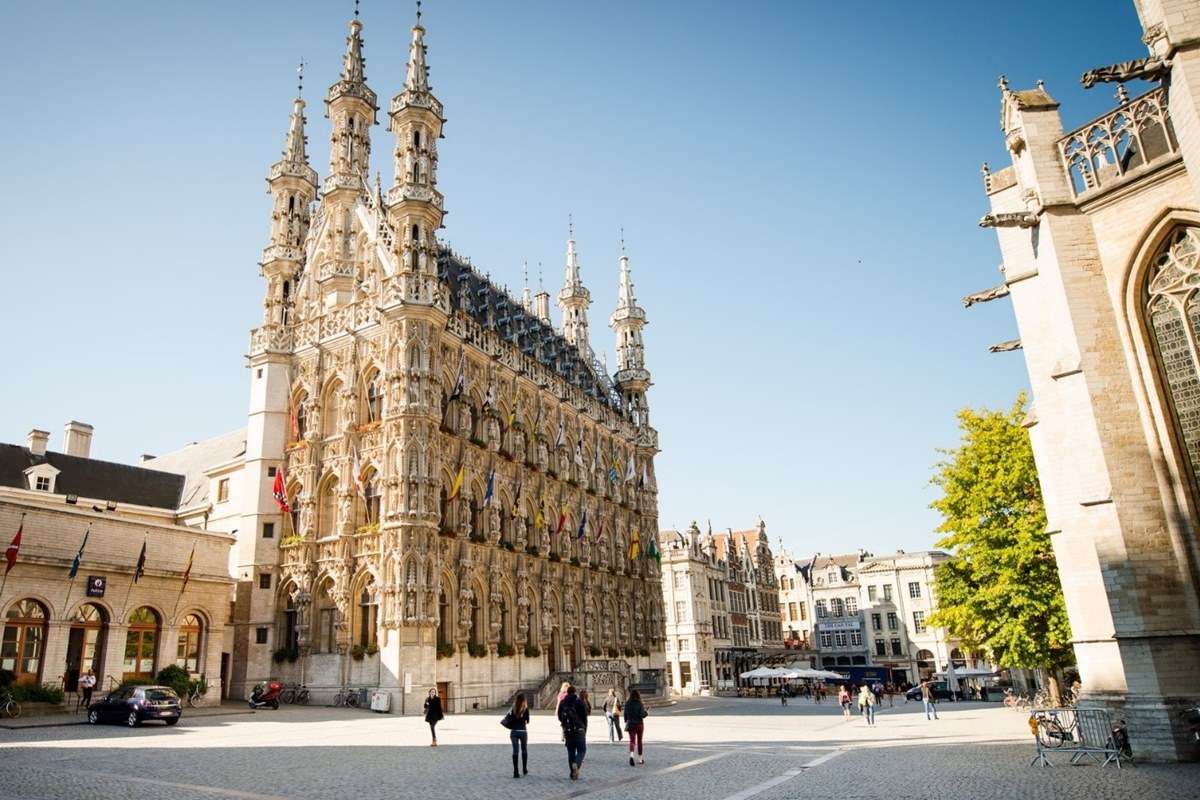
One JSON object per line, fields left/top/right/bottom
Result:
{"left": 739, "top": 667, "right": 782, "bottom": 680}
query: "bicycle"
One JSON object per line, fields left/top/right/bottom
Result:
{"left": 332, "top": 687, "right": 359, "bottom": 708}
{"left": 293, "top": 684, "right": 310, "bottom": 705}
{"left": 280, "top": 684, "right": 297, "bottom": 705}
{"left": 186, "top": 677, "right": 208, "bottom": 708}
{"left": 1029, "top": 710, "right": 1074, "bottom": 748}
{"left": 0, "top": 690, "right": 21, "bottom": 719}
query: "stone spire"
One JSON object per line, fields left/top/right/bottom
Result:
{"left": 325, "top": 11, "right": 378, "bottom": 182}
{"left": 262, "top": 78, "right": 318, "bottom": 326}
{"left": 557, "top": 217, "right": 592, "bottom": 354}
{"left": 610, "top": 236, "right": 650, "bottom": 424}
{"left": 522, "top": 260, "right": 532, "bottom": 313}
{"left": 386, "top": 1, "right": 446, "bottom": 300}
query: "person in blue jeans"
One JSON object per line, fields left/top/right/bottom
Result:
{"left": 507, "top": 693, "right": 530, "bottom": 778}
{"left": 557, "top": 684, "right": 590, "bottom": 781}
{"left": 920, "top": 679, "right": 939, "bottom": 720}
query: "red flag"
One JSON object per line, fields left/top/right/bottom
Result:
{"left": 180, "top": 545, "right": 195, "bottom": 593}
{"left": 272, "top": 468, "right": 290, "bottom": 513}
{"left": 554, "top": 505, "right": 567, "bottom": 538}
{"left": 4, "top": 522, "right": 20, "bottom": 574}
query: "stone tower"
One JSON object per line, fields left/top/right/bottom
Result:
{"left": 558, "top": 221, "right": 592, "bottom": 357}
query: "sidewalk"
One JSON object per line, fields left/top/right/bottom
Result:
{"left": 0, "top": 701, "right": 255, "bottom": 730}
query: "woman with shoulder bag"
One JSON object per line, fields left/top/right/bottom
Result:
{"left": 503, "top": 693, "right": 531, "bottom": 778}
{"left": 623, "top": 689, "right": 648, "bottom": 766}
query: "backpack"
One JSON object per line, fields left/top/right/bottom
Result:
{"left": 560, "top": 700, "right": 584, "bottom": 735}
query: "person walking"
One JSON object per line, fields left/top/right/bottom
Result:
{"left": 77, "top": 669, "right": 96, "bottom": 711}
{"left": 505, "top": 693, "right": 531, "bottom": 778}
{"left": 603, "top": 689, "right": 623, "bottom": 743}
{"left": 555, "top": 680, "right": 571, "bottom": 743}
{"left": 623, "top": 688, "right": 648, "bottom": 766}
{"left": 557, "top": 684, "right": 590, "bottom": 781}
{"left": 424, "top": 688, "right": 445, "bottom": 745}
{"left": 919, "top": 679, "right": 939, "bottom": 721}
{"left": 858, "top": 685, "right": 876, "bottom": 726}
{"left": 871, "top": 681, "right": 883, "bottom": 708}
{"left": 838, "top": 685, "right": 851, "bottom": 720}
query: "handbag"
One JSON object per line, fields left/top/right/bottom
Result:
{"left": 500, "top": 711, "right": 515, "bottom": 729}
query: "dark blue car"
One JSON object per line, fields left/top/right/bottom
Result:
{"left": 88, "top": 685, "right": 182, "bottom": 727}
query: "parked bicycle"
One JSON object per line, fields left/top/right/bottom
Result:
{"left": 331, "top": 687, "right": 360, "bottom": 708}
{"left": 186, "top": 676, "right": 208, "bottom": 708}
{"left": 0, "top": 689, "right": 21, "bottom": 719}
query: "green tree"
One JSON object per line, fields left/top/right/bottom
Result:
{"left": 927, "top": 394, "right": 1073, "bottom": 680}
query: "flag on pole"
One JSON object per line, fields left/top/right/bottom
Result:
{"left": 608, "top": 461, "right": 619, "bottom": 483}
{"left": 535, "top": 496, "right": 546, "bottom": 529}
{"left": 506, "top": 399, "right": 517, "bottom": 431}
{"left": 68, "top": 527, "right": 90, "bottom": 581}
{"left": 624, "top": 454, "right": 636, "bottom": 483}
{"left": 511, "top": 485, "right": 522, "bottom": 519}
{"left": 574, "top": 440, "right": 585, "bottom": 469}
{"left": 628, "top": 527, "right": 641, "bottom": 560}
{"left": 644, "top": 531, "right": 660, "bottom": 564}
{"left": 575, "top": 509, "right": 588, "bottom": 541}
{"left": 448, "top": 463, "right": 465, "bottom": 501}
{"left": 638, "top": 463, "right": 648, "bottom": 490}
{"left": 133, "top": 538, "right": 147, "bottom": 583}
{"left": 554, "top": 504, "right": 567, "bottom": 538}
{"left": 483, "top": 468, "right": 495, "bottom": 506}
{"left": 483, "top": 384, "right": 496, "bottom": 410}
{"left": 554, "top": 420, "right": 565, "bottom": 449}
{"left": 593, "top": 508, "right": 604, "bottom": 543}
{"left": 180, "top": 544, "right": 196, "bottom": 594}
{"left": 4, "top": 519, "right": 22, "bottom": 575}
{"left": 288, "top": 392, "right": 300, "bottom": 443}
{"left": 272, "top": 468, "right": 290, "bottom": 513}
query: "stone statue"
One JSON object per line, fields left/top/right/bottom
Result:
{"left": 488, "top": 506, "right": 501, "bottom": 544}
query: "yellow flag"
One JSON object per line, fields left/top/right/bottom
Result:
{"left": 448, "top": 464, "right": 465, "bottom": 501}
{"left": 535, "top": 496, "right": 546, "bottom": 528}
{"left": 628, "top": 527, "right": 641, "bottom": 560}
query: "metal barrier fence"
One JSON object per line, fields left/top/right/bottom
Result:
{"left": 1030, "top": 707, "right": 1132, "bottom": 768}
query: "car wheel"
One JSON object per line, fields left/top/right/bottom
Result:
{"left": 165, "top": 717, "right": 179, "bottom": 726}
{"left": 126, "top": 712, "right": 140, "bottom": 728}
{"left": 88, "top": 710, "right": 100, "bottom": 724}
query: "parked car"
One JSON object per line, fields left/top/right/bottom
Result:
{"left": 88, "top": 685, "right": 182, "bottom": 727}
{"left": 905, "top": 681, "right": 955, "bottom": 702}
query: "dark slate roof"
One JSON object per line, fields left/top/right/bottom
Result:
{"left": 0, "top": 443, "right": 185, "bottom": 510}
{"left": 437, "top": 249, "right": 621, "bottom": 411}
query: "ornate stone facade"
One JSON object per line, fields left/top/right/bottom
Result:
{"left": 239, "top": 11, "right": 664, "bottom": 709}
{"left": 973, "top": 0, "right": 1200, "bottom": 760}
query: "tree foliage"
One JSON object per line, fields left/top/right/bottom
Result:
{"left": 927, "top": 394, "right": 1073, "bottom": 669}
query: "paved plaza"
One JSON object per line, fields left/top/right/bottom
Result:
{"left": 1, "top": 696, "right": 1197, "bottom": 799}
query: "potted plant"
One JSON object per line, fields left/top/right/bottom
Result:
{"left": 526, "top": 545, "right": 540, "bottom": 556}
{"left": 497, "top": 642, "right": 515, "bottom": 657}
{"left": 468, "top": 643, "right": 488, "bottom": 658}
{"left": 523, "top": 643, "right": 541, "bottom": 658}
{"left": 623, "top": 647, "right": 635, "bottom": 658}
{"left": 638, "top": 647, "right": 650, "bottom": 657}
{"left": 569, "top": 556, "right": 580, "bottom": 567}
{"left": 366, "top": 643, "right": 379, "bottom": 657}
{"left": 351, "top": 644, "right": 366, "bottom": 661}
{"left": 273, "top": 647, "right": 290, "bottom": 664}
{"left": 588, "top": 646, "right": 601, "bottom": 657}
{"left": 437, "top": 642, "right": 456, "bottom": 659}
{"left": 607, "top": 647, "right": 619, "bottom": 658}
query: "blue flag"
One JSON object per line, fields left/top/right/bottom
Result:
{"left": 483, "top": 469, "right": 495, "bottom": 506}
{"left": 68, "top": 528, "right": 89, "bottom": 580}
{"left": 576, "top": 509, "right": 588, "bottom": 540}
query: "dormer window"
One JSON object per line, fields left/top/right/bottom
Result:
{"left": 24, "top": 463, "right": 60, "bottom": 494}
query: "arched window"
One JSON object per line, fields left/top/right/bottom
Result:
{"left": 319, "top": 476, "right": 339, "bottom": 538}
{"left": 413, "top": 129, "right": 421, "bottom": 148}
{"left": 916, "top": 648, "right": 935, "bottom": 680}
{"left": 323, "top": 381, "right": 342, "bottom": 437}
{"left": 1145, "top": 226, "right": 1200, "bottom": 489}
{"left": 123, "top": 607, "right": 160, "bottom": 681}
{"left": 176, "top": 614, "right": 203, "bottom": 673}
{"left": 68, "top": 603, "right": 108, "bottom": 685}
{"left": 1, "top": 599, "right": 48, "bottom": 684}
{"left": 437, "top": 589, "right": 451, "bottom": 647}
{"left": 316, "top": 579, "right": 335, "bottom": 653}
{"left": 470, "top": 590, "right": 483, "bottom": 648}
{"left": 358, "top": 579, "right": 378, "bottom": 648}
{"left": 831, "top": 597, "right": 844, "bottom": 617}
{"left": 950, "top": 647, "right": 967, "bottom": 668}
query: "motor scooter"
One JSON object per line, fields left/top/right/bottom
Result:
{"left": 248, "top": 680, "right": 283, "bottom": 710}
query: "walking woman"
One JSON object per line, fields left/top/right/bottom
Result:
{"left": 506, "top": 693, "right": 531, "bottom": 778}
{"left": 838, "top": 685, "right": 851, "bottom": 720}
{"left": 424, "top": 688, "right": 444, "bottom": 746}
{"left": 623, "top": 689, "right": 648, "bottom": 766}
{"left": 603, "top": 688, "right": 623, "bottom": 743}
{"left": 858, "top": 684, "right": 876, "bottom": 726}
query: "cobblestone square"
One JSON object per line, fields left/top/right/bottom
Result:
{"left": 2, "top": 697, "right": 1197, "bottom": 799}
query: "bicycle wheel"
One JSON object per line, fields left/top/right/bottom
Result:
{"left": 187, "top": 692, "right": 199, "bottom": 708}
{"left": 1036, "top": 717, "right": 1071, "bottom": 748}
{"left": 297, "top": 689, "right": 310, "bottom": 705}
{"left": 3, "top": 699, "right": 19, "bottom": 718}
{"left": 347, "top": 692, "right": 360, "bottom": 708}
{"left": 280, "top": 688, "right": 296, "bottom": 705}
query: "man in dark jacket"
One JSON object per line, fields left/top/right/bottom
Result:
{"left": 557, "top": 684, "right": 590, "bottom": 780}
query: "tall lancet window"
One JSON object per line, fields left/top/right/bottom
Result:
{"left": 1146, "top": 226, "right": 1200, "bottom": 488}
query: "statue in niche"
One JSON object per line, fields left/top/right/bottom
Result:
{"left": 458, "top": 404, "right": 472, "bottom": 437}
{"left": 513, "top": 431, "right": 526, "bottom": 464}
{"left": 458, "top": 582, "right": 474, "bottom": 633}
{"left": 298, "top": 502, "right": 315, "bottom": 539}
{"left": 515, "top": 516, "right": 528, "bottom": 549}
{"left": 536, "top": 440, "right": 548, "bottom": 471}
{"left": 488, "top": 506, "right": 501, "bottom": 544}
{"left": 405, "top": 565, "right": 418, "bottom": 622}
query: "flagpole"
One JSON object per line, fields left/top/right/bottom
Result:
{"left": 171, "top": 544, "right": 196, "bottom": 625}
{"left": 118, "top": 534, "right": 147, "bottom": 622}
{"left": 61, "top": 523, "right": 91, "bottom": 620}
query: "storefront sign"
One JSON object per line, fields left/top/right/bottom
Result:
{"left": 816, "top": 620, "right": 861, "bottom": 632}
{"left": 85, "top": 576, "right": 106, "bottom": 597}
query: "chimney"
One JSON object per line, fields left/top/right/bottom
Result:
{"left": 534, "top": 290, "right": 551, "bottom": 324}
{"left": 27, "top": 429, "right": 49, "bottom": 457}
{"left": 63, "top": 421, "right": 94, "bottom": 458}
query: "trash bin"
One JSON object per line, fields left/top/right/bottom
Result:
{"left": 370, "top": 690, "right": 391, "bottom": 713}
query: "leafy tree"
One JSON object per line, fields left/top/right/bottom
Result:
{"left": 927, "top": 394, "right": 1073, "bottom": 680}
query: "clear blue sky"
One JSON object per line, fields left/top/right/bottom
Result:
{"left": 0, "top": 1, "right": 1152, "bottom": 556}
